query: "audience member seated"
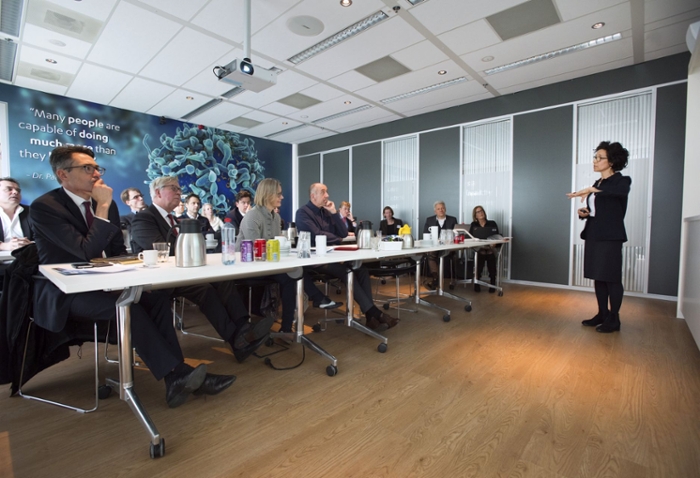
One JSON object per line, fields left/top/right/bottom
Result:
{"left": 237, "top": 179, "right": 342, "bottom": 335}
{"left": 119, "top": 187, "right": 146, "bottom": 231}
{"left": 130, "top": 176, "right": 273, "bottom": 363}
{"left": 470, "top": 205, "right": 499, "bottom": 293}
{"left": 202, "top": 202, "right": 224, "bottom": 232}
{"left": 296, "top": 183, "right": 398, "bottom": 331}
{"left": 180, "top": 193, "right": 212, "bottom": 234}
{"left": 379, "top": 206, "right": 404, "bottom": 236}
{"left": 338, "top": 201, "right": 356, "bottom": 236}
{"left": 225, "top": 190, "right": 252, "bottom": 231}
{"left": 30, "top": 145, "right": 236, "bottom": 408}
{"left": 423, "top": 200, "right": 458, "bottom": 289}
{"left": 1, "top": 177, "right": 33, "bottom": 290}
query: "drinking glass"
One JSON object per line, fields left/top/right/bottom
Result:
{"left": 152, "top": 242, "right": 170, "bottom": 263}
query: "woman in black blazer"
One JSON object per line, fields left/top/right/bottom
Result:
{"left": 379, "top": 206, "right": 403, "bottom": 236}
{"left": 567, "top": 141, "right": 631, "bottom": 333}
{"left": 469, "top": 206, "right": 499, "bottom": 293}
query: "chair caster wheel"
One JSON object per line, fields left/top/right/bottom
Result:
{"left": 377, "top": 343, "right": 388, "bottom": 353}
{"left": 98, "top": 385, "right": 112, "bottom": 400}
{"left": 336, "top": 289, "right": 342, "bottom": 294}
{"left": 312, "top": 324, "right": 322, "bottom": 333}
{"left": 443, "top": 314, "right": 451, "bottom": 322}
{"left": 382, "top": 303, "right": 390, "bottom": 310}
{"left": 265, "top": 337, "right": 274, "bottom": 347}
{"left": 149, "top": 439, "right": 165, "bottom": 459}
{"left": 465, "top": 304, "right": 472, "bottom": 312}
{"left": 381, "top": 279, "right": 386, "bottom": 285}
{"left": 449, "top": 284, "right": 455, "bottom": 290}
{"left": 498, "top": 291, "right": 503, "bottom": 297}
{"left": 326, "top": 365, "right": 338, "bottom": 376}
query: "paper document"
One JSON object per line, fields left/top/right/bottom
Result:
{"left": 54, "top": 264, "right": 139, "bottom": 275}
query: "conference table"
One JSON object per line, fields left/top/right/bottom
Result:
{"left": 38, "top": 237, "right": 506, "bottom": 458}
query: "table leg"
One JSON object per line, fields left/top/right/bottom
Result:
{"left": 437, "top": 253, "right": 473, "bottom": 312}
{"left": 344, "top": 264, "right": 389, "bottom": 349}
{"left": 115, "top": 287, "right": 164, "bottom": 458}
{"left": 409, "top": 253, "right": 452, "bottom": 320}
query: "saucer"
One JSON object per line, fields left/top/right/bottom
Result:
{"left": 141, "top": 264, "right": 159, "bottom": 268}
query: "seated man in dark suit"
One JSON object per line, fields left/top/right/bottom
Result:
{"left": 130, "top": 176, "right": 272, "bottom": 362}
{"left": 30, "top": 145, "right": 235, "bottom": 408}
{"left": 179, "top": 193, "right": 212, "bottom": 234}
{"left": 225, "top": 190, "right": 252, "bottom": 230}
{"left": 423, "top": 200, "right": 458, "bottom": 289}
{"left": 1, "top": 177, "right": 34, "bottom": 289}
{"left": 296, "top": 183, "right": 398, "bottom": 331}
{"left": 119, "top": 187, "right": 146, "bottom": 230}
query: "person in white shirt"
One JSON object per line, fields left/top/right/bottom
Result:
{"left": 0, "top": 177, "right": 32, "bottom": 252}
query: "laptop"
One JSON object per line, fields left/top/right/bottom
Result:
{"left": 470, "top": 225, "right": 499, "bottom": 240}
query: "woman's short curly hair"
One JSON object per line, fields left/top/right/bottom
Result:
{"left": 596, "top": 141, "right": 629, "bottom": 172}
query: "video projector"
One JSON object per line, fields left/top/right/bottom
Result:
{"left": 217, "top": 58, "right": 277, "bottom": 93}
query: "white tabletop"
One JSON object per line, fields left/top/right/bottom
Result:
{"left": 38, "top": 239, "right": 505, "bottom": 295}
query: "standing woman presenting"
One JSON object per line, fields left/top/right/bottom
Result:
{"left": 567, "top": 141, "right": 631, "bottom": 333}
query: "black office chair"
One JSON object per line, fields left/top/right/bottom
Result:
{"left": 366, "top": 259, "right": 418, "bottom": 317}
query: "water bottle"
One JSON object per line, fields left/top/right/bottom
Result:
{"left": 221, "top": 219, "right": 236, "bottom": 265}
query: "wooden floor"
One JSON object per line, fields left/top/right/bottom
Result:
{"left": 2, "top": 283, "right": 699, "bottom": 478}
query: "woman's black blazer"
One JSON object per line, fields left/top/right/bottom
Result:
{"left": 581, "top": 172, "right": 631, "bottom": 242}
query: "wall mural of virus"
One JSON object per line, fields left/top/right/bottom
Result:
{"left": 143, "top": 124, "right": 265, "bottom": 216}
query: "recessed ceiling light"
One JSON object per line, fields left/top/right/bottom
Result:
{"left": 438, "top": 70, "right": 447, "bottom": 75}
{"left": 45, "top": 59, "right": 57, "bottom": 64}
{"left": 185, "top": 96, "right": 194, "bottom": 100}
{"left": 287, "top": 11, "right": 389, "bottom": 65}
{"left": 340, "top": 0, "right": 352, "bottom": 6}
{"left": 49, "top": 39, "right": 66, "bottom": 47}
{"left": 592, "top": 22, "right": 605, "bottom": 29}
{"left": 282, "top": 121, "right": 288, "bottom": 125}
{"left": 481, "top": 55, "right": 494, "bottom": 62}
{"left": 484, "top": 32, "right": 622, "bottom": 75}
{"left": 344, "top": 101, "right": 351, "bottom": 104}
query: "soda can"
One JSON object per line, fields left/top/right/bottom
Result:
{"left": 266, "top": 239, "right": 280, "bottom": 262}
{"left": 241, "top": 240, "right": 254, "bottom": 262}
{"left": 254, "top": 239, "right": 267, "bottom": 261}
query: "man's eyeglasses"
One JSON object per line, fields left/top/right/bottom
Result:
{"left": 163, "top": 184, "right": 182, "bottom": 193}
{"left": 64, "top": 164, "right": 106, "bottom": 175}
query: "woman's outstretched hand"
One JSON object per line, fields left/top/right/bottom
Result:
{"left": 566, "top": 186, "right": 600, "bottom": 203}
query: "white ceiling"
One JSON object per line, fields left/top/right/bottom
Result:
{"left": 5, "top": 0, "right": 699, "bottom": 145}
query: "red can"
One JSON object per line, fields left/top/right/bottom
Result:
{"left": 254, "top": 239, "right": 267, "bottom": 261}
{"left": 454, "top": 234, "right": 464, "bottom": 244}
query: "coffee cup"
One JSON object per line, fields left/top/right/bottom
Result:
{"left": 138, "top": 250, "right": 159, "bottom": 267}
{"left": 205, "top": 233, "right": 215, "bottom": 242}
{"left": 274, "top": 235, "right": 289, "bottom": 249}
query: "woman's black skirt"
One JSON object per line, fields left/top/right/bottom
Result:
{"left": 584, "top": 240, "right": 623, "bottom": 282}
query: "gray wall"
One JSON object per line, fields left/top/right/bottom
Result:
{"left": 511, "top": 107, "right": 573, "bottom": 285}
{"left": 352, "top": 142, "right": 381, "bottom": 223}
{"left": 419, "top": 127, "right": 461, "bottom": 229}
{"left": 294, "top": 54, "right": 690, "bottom": 294}
{"left": 297, "top": 154, "right": 319, "bottom": 213}
{"left": 323, "top": 149, "right": 349, "bottom": 208}
{"left": 649, "top": 83, "right": 687, "bottom": 296}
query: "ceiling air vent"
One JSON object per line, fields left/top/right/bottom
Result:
{"left": 30, "top": 67, "right": 62, "bottom": 82}
{"left": 0, "top": 0, "right": 24, "bottom": 37}
{"left": 0, "top": 38, "right": 18, "bottom": 82}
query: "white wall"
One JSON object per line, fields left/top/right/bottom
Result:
{"left": 678, "top": 37, "right": 700, "bottom": 349}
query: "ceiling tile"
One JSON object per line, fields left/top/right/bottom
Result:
{"left": 13, "top": 75, "right": 68, "bottom": 96}
{"left": 147, "top": 89, "right": 215, "bottom": 119}
{"left": 65, "top": 63, "right": 132, "bottom": 105}
{"left": 87, "top": 2, "right": 183, "bottom": 74}
{"left": 410, "top": 0, "right": 528, "bottom": 36}
{"left": 188, "top": 101, "right": 253, "bottom": 126}
{"left": 139, "top": 28, "right": 234, "bottom": 86}
{"left": 21, "top": 23, "right": 93, "bottom": 59}
{"left": 139, "top": 0, "right": 209, "bottom": 21}
{"left": 19, "top": 44, "right": 82, "bottom": 73}
{"left": 42, "top": 0, "right": 119, "bottom": 21}
{"left": 109, "top": 77, "right": 176, "bottom": 113}
{"left": 438, "top": 20, "right": 502, "bottom": 57}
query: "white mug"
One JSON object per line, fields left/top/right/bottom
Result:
{"left": 423, "top": 233, "right": 432, "bottom": 245}
{"left": 316, "top": 234, "right": 327, "bottom": 256}
{"left": 205, "top": 233, "right": 215, "bottom": 242}
{"left": 138, "top": 250, "right": 159, "bottom": 267}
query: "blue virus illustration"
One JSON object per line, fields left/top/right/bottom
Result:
{"left": 143, "top": 124, "right": 265, "bottom": 215}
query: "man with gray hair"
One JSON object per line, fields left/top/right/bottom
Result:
{"left": 423, "top": 200, "right": 458, "bottom": 289}
{"left": 30, "top": 145, "right": 233, "bottom": 408}
{"left": 131, "top": 176, "right": 273, "bottom": 363}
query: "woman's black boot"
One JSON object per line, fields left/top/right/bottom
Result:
{"left": 596, "top": 313, "right": 621, "bottom": 333}
{"left": 582, "top": 311, "right": 607, "bottom": 327}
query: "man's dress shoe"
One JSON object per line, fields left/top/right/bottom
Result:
{"left": 165, "top": 364, "right": 207, "bottom": 408}
{"left": 193, "top": 373, "right": 237, "bottom": 396}
{"left": 233, "top": 335, "right": 268, "bottom": 363}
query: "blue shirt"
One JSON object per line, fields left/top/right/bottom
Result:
{"left": 295, "top": 201, "right": 348, "bottom": 246}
